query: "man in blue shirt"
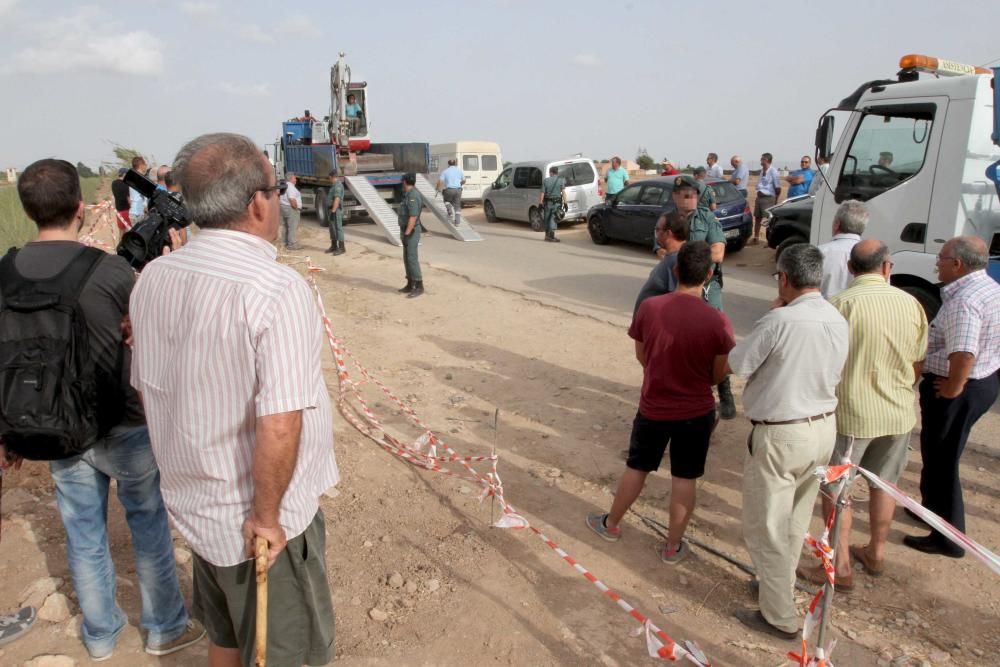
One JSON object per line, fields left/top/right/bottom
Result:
{"left": 604, "top": 156, "right": 629, "bottom": 202}
{"left": 785, "top": 156, "right": 814, "bottom": 198}
{"left": 345, "top": 94, "right": 363, "bottom": 135}
{"left": 436, "top": 159, "right": 466, "bottom": 225}
{"left": 128, "top": 156, "right": 147, "bottom": 222}
{"left": 729, "top": 155, "right": 749, "bottom": 195}
{"left": 155, "top": 165, "right": 170, "bottom": 192}
{"left": 752, "top": 152, "right": 781, "bottom": 245}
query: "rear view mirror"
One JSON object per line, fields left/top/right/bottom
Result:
{"left": 815, "top": 114, "right": 835, "bottom": 162}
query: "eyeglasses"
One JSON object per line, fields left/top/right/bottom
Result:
{"left": 771, "top": 271, "right": 782, "bottom": 281}
{"left": 937, "top": 254, "right": 957, "bottom": 262}
{"left": 246, "top": 180, "right": 287, "bottom": 207}
{"left": 800, "top": 160, "right": 811, "bottom": 164}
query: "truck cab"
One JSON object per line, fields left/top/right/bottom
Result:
{"left": 812, "top": 55, "right": 1000, "bottom": 316}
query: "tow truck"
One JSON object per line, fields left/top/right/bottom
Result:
{"left": 265, "top": 53, "right": 481, "bottom": 246}
{"left": 766, "top": 53, "right": 1000, "bottom": 316}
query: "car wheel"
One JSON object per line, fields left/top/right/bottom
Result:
{"left": 588, "top": 215, "right": 609, "bottom": 245}
{"left": 774, "top": 236, "right": 807, "bottom": 263}
{"left": 727, "top": 233, "right": 747, "bottom": 253}
{"left": 529, "top": 207, "right": 544, "bottom": 232}
{"left": 898, "top": 284, "right": 941, "bottom": 321}
{"left": 484, "top": 200, "right": 498, "bottom": 223}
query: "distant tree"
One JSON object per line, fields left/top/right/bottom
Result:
{"left": 108, "top": 142, "right": 150, "bottom": 170}
{"left": 600, "top": 159, "right": 610, "bottom": 164}
{"left": 636, "top": 154, "right": 657, "bottom": 171}
{"left": 76, "top": 162, "right": 97, "bottom": 178}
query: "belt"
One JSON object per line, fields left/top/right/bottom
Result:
{"left": 751, "top": 411, "right": 833, "bottom": 426}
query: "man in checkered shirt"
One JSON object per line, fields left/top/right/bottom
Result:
{"left": 904, "top": 236, "right": 1000, "bottom": 558}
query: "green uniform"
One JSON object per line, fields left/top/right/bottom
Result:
{"left": 329, "top": 180, "right": 345, "bottom": 244}
{"left": 686, "top": 207, "right": 726, "bottom": 310}
{"left": 542, "top": 175, "right": 565, "bottom": 234}
{"left": 698, "top": 182, "right": 717, "bottom": 210}
{"left": 399, "top": 187, "right": 423, "bottom": 282}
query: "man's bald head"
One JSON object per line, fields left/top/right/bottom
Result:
{"left": 849, "top": 239, "right": 889, "bottom": 275}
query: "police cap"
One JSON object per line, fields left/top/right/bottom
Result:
{"left": 673, "top": 174, "right": 703, "bottom": 193}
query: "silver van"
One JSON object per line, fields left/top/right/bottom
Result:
{"left": 483, "top": 158, "right": 600, "bottom": 230}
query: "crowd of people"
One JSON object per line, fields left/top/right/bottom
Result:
{"left": 0, "top": 134, "right": 996, "bottom": 663}
{"left": 586, "top": 185, "right": 999, "bottom": 640}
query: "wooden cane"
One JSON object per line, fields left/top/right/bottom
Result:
{"left": 255, "top": 536, "right": 268, "bottom": 667}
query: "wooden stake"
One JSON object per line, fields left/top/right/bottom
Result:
{"left": 255, "top": 536, "right": 268, "bottom": 667}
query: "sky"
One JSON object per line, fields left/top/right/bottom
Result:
{"left": 2, "top": 0, "right": 1000, "bottom": 172}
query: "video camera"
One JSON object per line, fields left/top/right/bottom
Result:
{"left": 117, "top": 169, "right": 191, "bottom": 272}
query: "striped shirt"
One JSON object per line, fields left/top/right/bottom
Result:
{"left": 925, "top": 269, "right": 1000, "bottom": 379}
{"left": 830, "top": 274, "right": 928, "bottom": 438}
{"left": 130, "top": 229, "right": 339, "bottom": 567}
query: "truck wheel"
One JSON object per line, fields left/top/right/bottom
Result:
{"left": 529, "top": 207, "right": 543, "bottom": 232}
{"left": 484, "top": 200, "right": 498, "bottom": 223}
{"left": 774, "top": 236, "right": 807, "bottom": 263}
{"left": 898, "top": 284, "right": 941, "bottom": 321}
{"left": 315, "top": 188, "right": 329, "bottom": 227}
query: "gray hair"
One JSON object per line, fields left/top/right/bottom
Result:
{"left": 173, "top": 133, "right": 270, "bottom": 230}
{"left": 951, "top": 236, "right": 988, "bottom": 270}
{"left": 776, "top": 243, "right": 824, "bottom": 289}
{"left": 834, "top": 200, "right": 869, "bottom": 235}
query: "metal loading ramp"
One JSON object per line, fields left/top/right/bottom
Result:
{"left": 345, "top": 175, "right": 402, "bottom": 246}
{"left": 414, "top": 175, "right": 483, "bottom": 242}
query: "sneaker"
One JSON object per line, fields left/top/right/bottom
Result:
{"left": 656, "top": 539, "right": 690, "bottom": 565}
{"left": 0, "top": 606, "right": 36, "bottom": 646}
{"left": 585, "top": 513, "right": 621, "bottom": 542}
{"left": 145, "top": 620, "right": 207, "bottom": 656}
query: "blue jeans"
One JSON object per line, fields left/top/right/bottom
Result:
{"left": 49, "top": 425, "right": 188, "bottom": 656}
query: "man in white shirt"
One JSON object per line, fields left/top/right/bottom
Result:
{"left": 705, "top": 152, "right": 724, "bottom": 179}
{"left": 279, "top": 172, "right": 302, "bottom": 250}
{"left": 817, "top": 200, "right": 868, "bottom": 299}
{"left": 751, "top": 153, "right": 781, "bottom": 244}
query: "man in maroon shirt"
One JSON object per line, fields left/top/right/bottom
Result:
{"left": 586, "top": 241, "right": 735, "bottom": 563}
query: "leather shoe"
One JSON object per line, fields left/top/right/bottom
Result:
{"left": 902, "top": 534, "right": 964, "bottom": 558}
{"left": 734, "top": 608, "right": 798, "bottom": 641}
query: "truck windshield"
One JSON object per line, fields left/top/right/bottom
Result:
{"left": 835, "top": 104, "right": 935, "bottom": 203}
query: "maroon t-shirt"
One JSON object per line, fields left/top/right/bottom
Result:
{"left": 628, "top": 292, "right": 736, "bottom": 420}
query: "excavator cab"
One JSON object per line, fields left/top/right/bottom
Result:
{"left": 344, "top": 83, "right": 370, "bottom": 151}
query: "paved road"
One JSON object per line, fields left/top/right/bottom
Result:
{"left": 340, "top": 207, "right": 779, "bottom": 336}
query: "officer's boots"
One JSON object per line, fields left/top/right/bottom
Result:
{"left": 325, "top": 244, "right": 337, "bottom": 254}
{"left": 408, "top": 281, "right": 424, "bottom": 298}
{"left": 332, "top": 241, "right": 346, "bottom": 256}
{"left": 398, "top": 280, "right": 414, "bottom": 293}
{"left": 717, "top": 377, "right": 737, "bottom": 420}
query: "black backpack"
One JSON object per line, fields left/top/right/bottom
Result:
{"left": 0, "top": 246, "right": 106, "bottom": 460}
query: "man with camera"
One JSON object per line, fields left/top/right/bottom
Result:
{"left": 130, "top": 133, "right": 340, "bottom": 667}
{"left": 1, "top": 159, "right": 203, "bottom": 661}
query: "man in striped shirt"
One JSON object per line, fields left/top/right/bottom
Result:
{"left": 906, "top": 236, "right": 1000, "bottom": 558}
{"left": 798, "top": 240, "right": 927, "bottom": 589}
{"left": 131, "top": 133, "right": 340, "bottom": 667}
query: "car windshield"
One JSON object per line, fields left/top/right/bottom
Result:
{"left": 710, "top": 181, "right": 743, "bottom": 203}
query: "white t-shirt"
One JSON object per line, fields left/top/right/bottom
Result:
{"left": 818, "top": 233, "right": 862, "bottom": 299}
{"left": 706, "top": 163, "right": 724, "bottom": 179}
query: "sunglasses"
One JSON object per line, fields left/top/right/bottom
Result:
{"left": 247, "top": 180, "right": 288, "bottom": 207}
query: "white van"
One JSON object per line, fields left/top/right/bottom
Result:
{"left": 482, "top": 158, "right": 601, "bottom": 230}
{"left": 429, "top": 141, "right": 503, "bottom": 203}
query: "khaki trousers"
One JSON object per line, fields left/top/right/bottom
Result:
{"left": 742, "top": 415, "right": 836, "bottom": 633}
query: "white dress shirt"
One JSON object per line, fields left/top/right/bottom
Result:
{"left": 817, "top": 233, "right": 861, "bottom": 299}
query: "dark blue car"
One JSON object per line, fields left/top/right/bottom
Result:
{"left": 586, "top": 177, "right": 753, "bottom": 251}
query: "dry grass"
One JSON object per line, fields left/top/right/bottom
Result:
{"left": 0, "top": 178, "right": 103, "bottom": 251}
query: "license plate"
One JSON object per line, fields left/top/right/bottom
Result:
{"left": 725, "top": 228, "right": 741, "bottom": 239}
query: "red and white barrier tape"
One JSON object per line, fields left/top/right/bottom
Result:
{"left": 295, "top": 255, "right": 709, "bottom": 665}
{"left": 793, "top": 461, "right": 1000, "bottom": 666}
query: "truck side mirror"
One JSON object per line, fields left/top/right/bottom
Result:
{"left": 815, "top": 115, "right": 834, "bottom": 162}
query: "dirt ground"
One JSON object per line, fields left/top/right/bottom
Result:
{"left": 0, "top": 205, "right": 997, "bottom": 667}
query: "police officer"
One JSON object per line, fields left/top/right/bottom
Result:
{"left": 539, "top": 166, "right": 565, "bottom": 243}
{"left": 398, "top": 173, "right": 424, "bottom": 298}
{"left": 326, "top": 168, "right": 346, "bottom": 255}
{"left": 692, "top": 166, "right": 717, "bottom": 211}
{"left": 672, "top": 175, "right": 736, "bottom": 418}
